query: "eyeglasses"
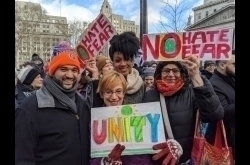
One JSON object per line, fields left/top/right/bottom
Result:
{"left": 161, "top": 68, "right": 180, "bottom": 76}
{"left": 103, "top": 90, "right": 124, "bottom": 97}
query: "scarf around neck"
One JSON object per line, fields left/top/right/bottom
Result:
{"left": 156, "top": 79, "right": 184, "bottom": 96}
{"left": 126, "top": 68, "right": 143, "bottom": 94}
{"left": 43, "top": 75, "right": 78, "bottom": 112}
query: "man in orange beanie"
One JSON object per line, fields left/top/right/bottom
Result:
{"left": 15, "top": 50, "right": 90, "bottom": 165}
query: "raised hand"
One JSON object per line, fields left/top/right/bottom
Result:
{"left": 102, "top": 144, "right": 125, "bottom": 165}
{"left": 181, "top": 55, "right": 200, "bottom": 78}
{"left": 85, "top": 58, "right": 99, "bottom": 77}
{"left": 152, "top": 139, "right": 183, "bottom": 165}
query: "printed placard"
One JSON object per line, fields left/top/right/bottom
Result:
{"left": 142, "top": 28, "right": 234, "bottom": 61}
{"left": 76, "top": 13, "right": 117, "bottom": 60}
{"left": 90, "top": 102, "right": 166, "bottom": 158}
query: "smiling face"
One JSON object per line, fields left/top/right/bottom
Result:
{"left": 112, "top": 52, "right": 133, "bottom": 77}
{"left": 31, "top": 74, "right": 43, "bottom": 89}
{"left": 97, "top": 71, "right": 127, "bottom": 107}
{"left": 53, "top": 65, "right": 79, "bottom": 90}
{"left": 161, "top": 64, "right": 181, "bottom": 86}
{"left": 102, "top": 84, "right": 125, "bottom": 106}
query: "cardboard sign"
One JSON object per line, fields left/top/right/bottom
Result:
{"left": 76, "top": 13, "right": 117, "bottom": 60}
{"left": 90, "top": 102, "right": 166, "bottom": 158}
{"left": 142, "top": 29, "right": 234, "bottom": 61}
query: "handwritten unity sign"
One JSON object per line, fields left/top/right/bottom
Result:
{"left": 90, "top": 102, "right": 166, "bottom": 158}
{"left": 76, "top": 13, "right": 117, "bottom": 61}
{"left": 142, "top": 28, "right": 234, "bottom": 61}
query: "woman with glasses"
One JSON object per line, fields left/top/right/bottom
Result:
{"left": 142, "top": 55, "right": 224, "bottom": 164}
{"left": 90, "top": 70, "right": 156, "bottom": 165}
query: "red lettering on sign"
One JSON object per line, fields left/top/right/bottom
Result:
{"left": 93, "top": 39, "right": 101, "bottom": 52}
{"left": 191, "top": 31, "right": 206, "bottom": 44}
{"left": 103, "top": 25, "right": 114, "bottom": 39}
{"left": 142, "top": 35, "right": 160, "bottom": 60}
{"left": 97, "top": 14, "right": 107, "bottom": 28}
{"left": 99, "top": 32, "right": 108, "bottom": 46}
{"left": 219, "top": 29, "right": 229, "bottom": 42}
{"left": 192, "top": 44, "right": 200, "bottom": 55}
{"left": 206, "top": 30, "right": 219, "bottom": 42}
{"left": 82, "top": 31, "right": 96, "bottom": 47}
{"left": 87, "top": 45, "right": 94, "bottom": 57}
{"left": 217, "top": 43, "right": 230, "bottom": 59}
{"left": 91, "top": 22, "right": 100, "bottom": 33}
{"left": 182, "top": 32, "right": 192, "bottom": 44}
{"left": 200, "top": 44, "right": 216, "bottom": 58}
{"left": 160, "top": 33, "right": 181, "bottom": 59}
{"left": 182, "top": 45, "right": 191, "bottom": 59}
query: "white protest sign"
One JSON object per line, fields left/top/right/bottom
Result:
{"left": 142, "top": 28, "right": 234, "bottom": 61}
{"left": 76, "top": 13, "right": 117, "bottom": 60}
{"left": 90, "top": 102, "right": 166, "bottom": 158}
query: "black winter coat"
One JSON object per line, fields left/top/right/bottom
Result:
{"left": 143, "top": 76, "right": 224, "bottom": 163}
{"left": 15, "top": 86, "right": 90, "bottom": 165}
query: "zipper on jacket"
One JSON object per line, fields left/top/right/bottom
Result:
{"left": 76, "top": 115, "right": 79, "bottom": 120}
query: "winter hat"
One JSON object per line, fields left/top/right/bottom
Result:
{"left": 18, "top": 67, "right": 41, "bottom": 85}
{"left": 50, "top": 41, "right": 74, "bottom": 61}
{"left": 96, "top": 55, "right": 112, "bottom": 71}
{"left": 204, "top": 61, "right": 215, "bottom": 69}
{"left": 142, "top": 68, "right": 155, "bottom": 79}
{"left": 48, "top": 51, "right": 80, "bottom": 76}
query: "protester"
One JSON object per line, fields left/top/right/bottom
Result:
{"left": 142, "top": 55, "right": 224, "bottom": 164}
{"left": 108, "top": 31, "right": 145, "bottom": 104}
{"left": 200, "top": 60, "right": 215, "bottom": 79}
{"left": 77, "top": 70, "right": 91, "bottom": 100}
{"left": 206, "top": 50, "right": 235, "bottom": 159}
{"left": 31, "top": 53, "right": 45, "bottom": 78}
{"left": 90, "top": 71, "right": 157, "bottom": 165}
{"left": 50, "top": 41, "right": 74, "bottom": 60}
{"left": 15, "top": 67, "right": 43, "bottom": 105}
{"left": 22, "top": 61, "right": 36, "bottom": 68}
{"left": 15, "top": 51, "right": 90, "bottom": 165}
{"left": 150, "top": 61, "right": 158, "bottom": 70}
{"left": 142, "top": 67, "right": 155, "bottom": 91}
{"left": 96, "top": 55, "right": 114, "bottom": 77}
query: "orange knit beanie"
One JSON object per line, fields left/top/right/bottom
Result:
{"left": 48, "top": 51, "right": 80, "bottom": 76}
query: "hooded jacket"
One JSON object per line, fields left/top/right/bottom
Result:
{"left": 15, "top": 85, "right": 90, "bottom": 165}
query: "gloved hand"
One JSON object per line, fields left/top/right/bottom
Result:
{"left": 152, "top": 139, "right": 183, "bottom": 165}
{"left": 102, "top": 144, "right": 125, "bottom": 165}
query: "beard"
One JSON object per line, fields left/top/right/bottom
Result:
{"left": 53, "top": 77, "right": 77, "bottom": 90}
{"left": 226, "top": 67, "right": 235, "bottom": 78}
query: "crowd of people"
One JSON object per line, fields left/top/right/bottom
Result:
{"left": 15, "top": 31, "right": 235, "bottom": 165}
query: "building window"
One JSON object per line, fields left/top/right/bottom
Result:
{"left": 198, "top": 13, "right": 201, "bottom": 20}
{"left": 206, "top": 11, "right": 209, "bottom": 17}
{"left": 214, "top": 9, "right": 217, "bottom": 12}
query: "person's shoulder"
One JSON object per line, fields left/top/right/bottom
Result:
{"left": 18, "top": 93, "right": 37, "bottom": 109}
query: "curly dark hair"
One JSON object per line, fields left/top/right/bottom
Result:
{"left": 109, "top": 31, "right": 139, "bottom": 62}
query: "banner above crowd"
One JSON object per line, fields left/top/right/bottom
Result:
{"left": 76, "top": 13, "right": 117, "bottom": 61}
{"left": 142, "top": 28, "right": 234, "bottom": 61}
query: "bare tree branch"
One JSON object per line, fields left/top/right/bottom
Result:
{"left": 156, "top": 0, "right": 193, "bottom": 32}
